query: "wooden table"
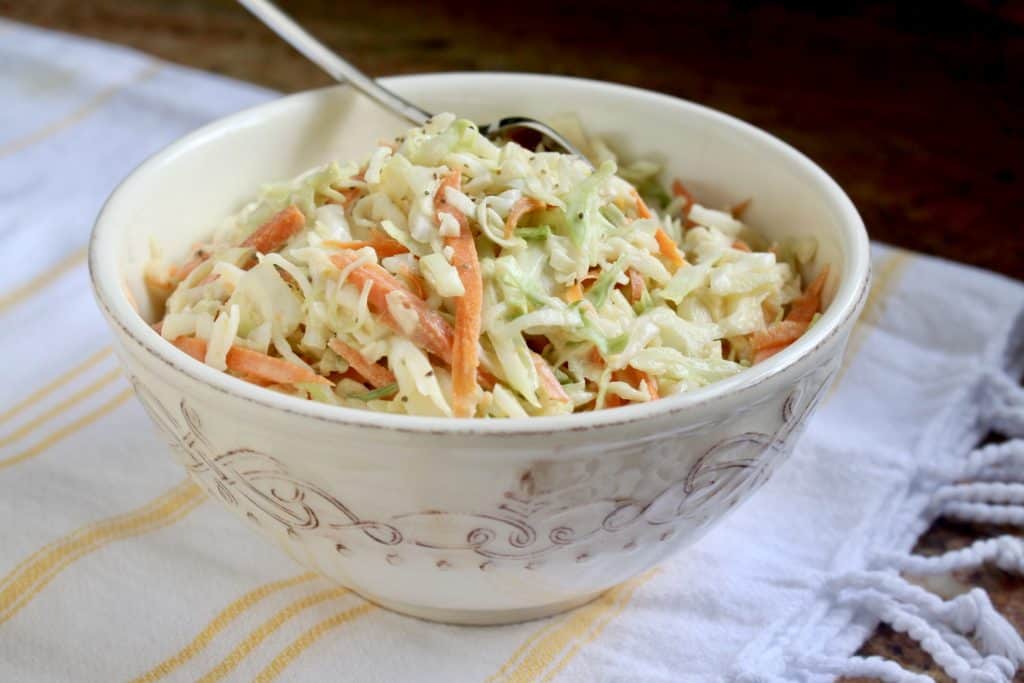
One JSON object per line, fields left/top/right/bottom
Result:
{"left": 4, "top": 1, "right": 1021, "bottom": 678}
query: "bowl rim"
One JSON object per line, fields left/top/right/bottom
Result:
{"left": 90, "top": 72, "right": 870, "bottom": 436}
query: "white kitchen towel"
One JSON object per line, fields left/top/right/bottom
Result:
{"left": 1, "top": 19, "right": 1022, "bottom": 683}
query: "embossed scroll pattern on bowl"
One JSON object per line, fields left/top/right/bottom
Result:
{"left": 130, "top": 363, "right": 831, "bottom": 567}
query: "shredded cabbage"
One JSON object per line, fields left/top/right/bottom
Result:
{"left": 150, "top": 113, "right": 821, "bottom": 417}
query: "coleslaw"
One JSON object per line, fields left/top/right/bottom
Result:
{"left": 146, "top": 113, "right": 826, "bottom": 417}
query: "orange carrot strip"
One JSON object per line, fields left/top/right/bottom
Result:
{"left": 630, "top": 189, "right": 653, "bottom": 219}
{"left": 654, "top": 228, "right": 686, "bottom": 271}
{"left": 786, "top": 265, "right": 830, "bottom": 324}
{"left": 328, "top": 339, "right": 396, "bottom": 389}
{"left": 478, "top": 371, "right": 497, "bottom": 392}
{"left": 626, "top": 268, "right": 644, "bottom": 303}
{"left": 731, "top": 198, "right": 752, "bottom": 219}
{"left": 171, "top": 336, "right": 331, "bottom": 386}
{"left": 397, "top": 264, "right": 427, "bottom": 300}
{"left": 531, "top": 353, "right": 571, "bottom": 403}
{"left": 241, "top": 205, "right": 306, "bottom": 254}
{"left": 329, "top": 251, "right": 454, "bottom": 365}
{"left": 618, "top": 366, "right": 658, "bottom": 402}
{"left": 173, "top": 205, "right": 305, "bottom": 283}
{"left": 671, "top": 179, "right": 699, "bottom": 227}
{"left": 749, "top": 266, "right": 829, "bottom": 364}
{"left": 753, "top": 345, "right": 786, "bottom": 364}
{"left": 324, "top": 232, "right": 409, "bottom": 258}
{"left": 436, "top": 170, "right": 483, "bottom": 418}
{"left": 588, "top": 346, "right": 605, "bottom": 366}
{"left": 604, "top": 392, "right": 626, "bottom": 408}
{"left": 226, "top": 346, "right": 331, "bottom": 386}
{"left": 671, "top": 179, "right": 695, "bottom": 208}
{"left": 732, "top": 239, "right": 752, "bottom": 252}
{"left": 323, "top": 184, "right": 363, "bottom": 209}
{"left": 565, "top": 282, "right": 583, "bottom": 303}
{"left": 751, "top": 320, "right": 808, "bottom": 351}
{"left": 640, "top": 370, "right": 659, "bottom": 401}
{"left": 172, "top": 336, "right": 207, "bottom": 361}
{"left": 143, "top": 271, "right": 175, "bottom": 298}
{"left": 169, "top": 252, "right": 208, "bottom": 282}
{"left": 605, "top": 368, "right": 635, "bottom": 408}
{"left": 331, "top": 367, "right": 367, "bottom": 386}
{"left": 504, "top": 197, "right": 547, "bottom": 239}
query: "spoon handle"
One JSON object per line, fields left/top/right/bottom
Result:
{"left": 237, "top": 0, "right": 432, "bottom": 126}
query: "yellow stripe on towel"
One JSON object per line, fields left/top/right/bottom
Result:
{"left": 0, "top": 480, "right": 204, "bottom": 625}
{"left": 253, "top": 602, "right": 378, "bottom": 683}
{"left": 492, "top": 569, "right": 659, "bottom": 683}
{"left": 0, "top": 347, "right": 113, "bottom": 426}
{"left": 131, "top": 572, "right": 320, "bottom": 683}
{"left": 0, "top": 62, "right": 162, "bottom": 159}
{"left": 0, "top": 387, "right": 133, "bottom": 470}
{"left": 196, "top": 586, "right": 352, "bottom": 683}
{"left": 0, "top": 248, "right": 88, "bottom": 317}
{"left": 0, "top": 367, "right": 122, "bottom": 447}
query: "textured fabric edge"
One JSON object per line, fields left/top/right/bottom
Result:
{"left": 735, "top": 302, "right": 1024, "bottom": 683}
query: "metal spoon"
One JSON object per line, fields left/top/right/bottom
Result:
{"left": 237, "top": 0, "right": 591, "bottom": 163}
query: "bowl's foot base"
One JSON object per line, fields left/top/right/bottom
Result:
{"left": 352, "top": 589, "right": 606, "bottom": 626}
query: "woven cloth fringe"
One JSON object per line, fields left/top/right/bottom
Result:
{"left": 806, "top": 370, "right": 1024, "bottom": 682}
{"left": 738, "top": 313, "right": 1024, "bottom": 683}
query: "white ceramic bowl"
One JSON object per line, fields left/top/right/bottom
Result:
{"left": 90, "top": 74, "right": 869, "bottom": 625}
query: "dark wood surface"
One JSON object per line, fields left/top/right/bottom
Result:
{"left": 3, "top": 1, "right": 1021, "bottom": 678}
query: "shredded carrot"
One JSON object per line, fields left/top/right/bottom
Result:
{"left": 397, "top": 264, "right": 427, "bottom": 300}
{"left": 324, "top": 231, "right": 409, "bottom": 258}
{"left": 226, "top": 346, "right": 331, "bottom": 386}
{"left": 671, "top": 179, "right": 699, "bottom": 227}
{"left": 751, "top": 320, "right": 808, "bottom": 351}
{"left": 327, "top": 187, "right": 362, "bottom": 208}
{"left": 329, "top": 247, "right": 494, "bottom": 396}
{"left": 172, "top": 206, "right": 305, "bottom": 283}
{"left": 169, "top": 247, "right": 209, "bottom": 282}
{"left": 328, "top": 338, "right": 396, "bottom": 389}
{"left": 732, "top": 239, "right": 752, "bottom": 252}
{"left": 615, "top": 366, "right": 659, "bottom": 402}
{"left": 478, "top": 371, "right": 497, "bottom": 391}
{"left": 504, "top": 197, "right": 547, "bottom": 239}
{"left": 589, "top": 346, "right": 605, "bottom": 367}
{"left": 630, "top": 189, "right": 653, "bottom": 219}
{"left": 786, "top": 265, "right": 830, "bottom": 324}
{"left": 241, "top": 205, "right": 306, "bottom": 254}
{"left": 330, "top": 367, "right": 367, "bottom": 386}
{"left": 329, "top": 251, "right": 454, "bottom": 364}
{"left": 748, "top": 267, "right": 828, "bottom": 364}
{"left": 435, "top": 170, "right": 483, "bottom": 417}
{"left": 671, "top": 179, "right": 695, "bottom": 208}
{"left": 640, "top": 370, "right": 659, "bottom": 401}
{"left": 654, "top": 228, "right": 686, "bottom": 271}
{"left": 626, "top": 268, "right": 644, "bottom": 303}
{"left": 531, "top": 353, "right": 571, "bottom": 403}
{"left": 753, "top": 345, "right": 786, "bottom": 364}
{"left": 143, "top": 270, "right": 173, "bottom": 297}
{"left": 172, "top": 336, "right": 206, "bottom": 361}
{"left": 598, "top": 370, "right": 630, "bottom": 409}
{"left": 604, "top": 392, "right": 626, "bottom": 408}
{"left": 172, "top": 336, "right": 331, "bottom": 386}
{"left": 731, "top": 198, "right": 752, "bottom": 219}
{"left": 565, "top": 282, "right": 583, "bottom": 303}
